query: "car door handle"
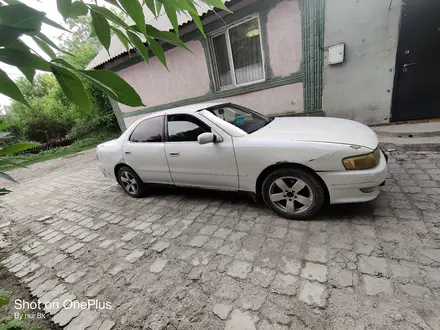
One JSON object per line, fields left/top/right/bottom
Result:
{"left": 403, "top": 62, "right": 416, "bottom": 68}
{"left": 169, "top": 152, "right": 180, "bottom": 157}
{"left": 124, "top": 151, "right": 131, "bottom": 155}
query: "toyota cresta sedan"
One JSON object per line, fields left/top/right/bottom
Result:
{"left": 96, "top": 102, "right": 388, "bottom": 220}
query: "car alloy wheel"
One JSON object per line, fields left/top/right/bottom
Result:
{"left": 268, "top": 176, "right": 314, "bottom": 215}
{"left": 117, "top": 166, "right": 145, "bottom": 198}
{"left": 120, "top": 170, "right": 139, "bottom": 195}
{"left": 262, "top": 168, "right": 326, "bottom": 220}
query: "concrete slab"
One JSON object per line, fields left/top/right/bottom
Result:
{"left": 373, "top": 122, "right": 440, "bottom": 138}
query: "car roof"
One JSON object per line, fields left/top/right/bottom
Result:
{"left": 139, "top": 101, "right": 229, "bottom": 120}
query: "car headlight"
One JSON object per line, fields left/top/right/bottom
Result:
{"left": 343, "top": 148, "right": 381, "bottom": 170}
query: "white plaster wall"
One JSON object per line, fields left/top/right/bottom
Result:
{"left": 123, "top": 83, "right": 304, "bottom": 128}
{"left": 218, "top": 83, "right": 304, "bottom": 116}
{"left": 117, "top": 40, "right": 211, "bottom": 114}
{"left": 322, "top": 0, "right": 402, "bottom": 125}
{"left": 267, "top": 0, "right": 302, "bottom": 76}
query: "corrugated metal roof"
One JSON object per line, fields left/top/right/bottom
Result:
{"left": 87, "top": 0, "right": 229, "bottom": 69}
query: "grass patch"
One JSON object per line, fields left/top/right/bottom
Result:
{"left": 8, "top": 131, "right": 119, "bottom": 168}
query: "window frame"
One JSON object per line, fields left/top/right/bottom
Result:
{"left": 164, "top": 113, "right": 212, "bottom": 143}
{"left": 208, "top": 14, "right": 266, "bottom": 91}
{"left": 128, "top": 115, "right": 165, "bottom": 143}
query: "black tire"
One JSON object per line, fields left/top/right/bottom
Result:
{"left": 261, "top": 168, "right": 326, "bottom": 220}
{"left": 117, "top": 166, "right": 145, "bottom": 198}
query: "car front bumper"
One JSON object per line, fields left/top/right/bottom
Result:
{"left": 318, "top": 151, "right": 388, "bottom": 204}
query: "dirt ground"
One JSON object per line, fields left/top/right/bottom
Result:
{"left": 0, "top": 264, "right": 59, "bottom": 330}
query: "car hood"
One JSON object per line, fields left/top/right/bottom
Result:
{"left": 249, "top": 117, "right": 379, "bottom": 149}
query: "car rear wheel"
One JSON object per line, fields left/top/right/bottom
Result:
{"left": 262, "top": 168, "right": 326, "bottom": 220}
{"left": 117, "top": 166, "right": 145, "bottom": 198}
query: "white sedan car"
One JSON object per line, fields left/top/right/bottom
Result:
{"left": 97, "top": 102, "right": 388, "bottom": 220}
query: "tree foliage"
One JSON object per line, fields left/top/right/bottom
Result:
{"left": 0, "top": 0, "right": 230, "bottom": 111}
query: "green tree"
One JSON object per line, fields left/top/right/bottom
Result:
{"left": 0, "top": 0, "right": 230, "bottom": 110}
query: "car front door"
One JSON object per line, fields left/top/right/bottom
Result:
{"left": 122, "top": 115, "right": 173, "bottom": 184}
{"left": 164, "top": 113, "right": 238, "bottom": 190}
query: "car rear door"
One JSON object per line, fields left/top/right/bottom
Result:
{"left": 122, "top": 115, "right": 173, "bottom": 184}
{"left": 164, "top": 113, "right": 239, "bottom": 190}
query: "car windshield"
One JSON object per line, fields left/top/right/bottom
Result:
{"left": 206, "top": 104, "right": 272, "bottom": 134}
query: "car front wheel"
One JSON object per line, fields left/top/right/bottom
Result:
{"left": 117, "top": 166, "right": 145, "bottom": 198}
{"left": 262, "top": 168, "right": 326, "bottom": 220}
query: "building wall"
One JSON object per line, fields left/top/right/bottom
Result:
{"left": 117, "top": 40, "right": 211, "bottom": 115}
{"left": 117, "top": 0, "right": 304, "bottom": 129}
{"left": 322, "top": 0, "right": 402, "bottom": 125}
{"left": 267, "top": 0, "right": 302, "bottom": 76}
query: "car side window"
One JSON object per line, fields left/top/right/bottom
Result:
{"left": 167, "top": 114, "right": 211, "bottom": 142}
{"left": 129, "top": 116, "right": 163, "bottom": 142}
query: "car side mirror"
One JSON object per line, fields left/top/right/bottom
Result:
{"left": 198, "top": 132, "right": 216, "bottom": 145}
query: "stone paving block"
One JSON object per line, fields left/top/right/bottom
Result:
{"left": 329, "top": 269, "right": 353, "bottom": 288}
{"left": 237, "top": 283, "right": 267, "bottom": 311}
{"left": 267, "top": 226, "right": 287, "bottom": 239}
{"left": 299, "top": 280, "right": 326, "bottom": 307}
{"left": 77, "top": 230, "right": 92, "bottom": 240}
{"left": 1, "top": 253, "right": 23, "bottom": 265}
{"left": 109, "top": 264, "right": 127, "bottom": 276}
{"left": 47, "top": 233, "right": 65, "bottom": 244}
{"left": 125, "top": 250, "right": 145, "bottom": 263}
{"left": 134, "top": 221, "right": 152, "bottom": 231}
{"left": 98, "top": 319, "right": 116, "bottom": 330}
{"left": 151, "top": 225, "right": 168, "bottom": 237}
{"left": 301, "top": 262, "right": 327, "bottom": 283}
{"left": 199, "top": 225, "right": 218, "bottom": 235}
{"left": 358, "top": 255, "right": 388, "bottom": 276}
{"left": 218, "top": 242, "right": 241, "bottom": 256}
{"left": 39, "top": 284, "right": 66, "bottom": 304}
{"left": 86, "top": 282, "right": 108, "bottom": 298}
{"left": 213, "top": 228, "right": 232, "bottom": 239}
{"left": 46, "top": 254, "right": 67, "bottom": 268}
{"left": 22, "top": 241, "right": 41, "bottom": 252}
{"left": 59, "top": 240, "right": 76, "bottom": 251}
{"left": 227, "top": 260, "right": 252, "bottom": 279}
{"left": 83, "top": 233, "right": 99, "bottom": 242}
{"left": 22, "top": 268, "right": 45, "bottom": 284}
{"left": 225, "top": 309, "right": 256, "bottom": 330}
{"left": 64, "top": 309, "right": 100, "bottom": 330}
{"left": 109, "top": 216, "right": 124, "bottom": 224}
{"left": 258, "top": 320, "right": 289, "bottom": 330}
{"left": 5, "top": 254, "right": 27, "bottom": 268}
{"left": 399, "top": 283, "right": 431, "bottom": 298}
{"left": 278, "top": 256, "right": 301, "bottom": 275}
{"left": 188, "top": 235, "right": 209, "bottom": 247}
{"left": 87, "top": 319, "right": 103, "bottom": 330}
{"left": 363, "top": 275, "right": 393, "bottom": 296}
{"left": 65, "top": 242, "right": 84, "bottom": 254}
{"left": 151, "top": 240, "right": 170, "bottom": 252}
{"left": 188, "top": 267, "right": 202, "bottom": 280}
{"left": 121, "top": 230, "right": 139, "bottom": 242}
{"left": 270, "top": 273, "right": 298, "bottom": 296}
{"left": 213, "top": 303, "right": 232, "bottom": 320}
{"left": 149, "top": 258, "right": 168, "bottom": 273}
{"left": 249, "top": 266, "right": 276, "bottom": 288}
{"left": 14, "top": 262, "right": 39, "bottom": 278}
{"left": 52, "top": 301, "right": 82, "bottom": 326}
{"left": 214, "top": 277, "right": 241, "bottom": 300}
{"left": 65, "top": 270, "right": 86, "bottom": 283}
{"left": 9, "top": 259, "right": 30, "bottom": 273}
{"left": 32, "top": 278, "right": 58, "bottom": 297}
{"left": 99, "top": 239, "right": 115, "bottom": 249}
{"left": 306, "top": 246, "right": 328, "bottom": 263}
{"left": 44, "top": 292, "right": 76, "bottom": 315}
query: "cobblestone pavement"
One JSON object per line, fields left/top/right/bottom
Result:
{"left": 1, "top": 149, "right": 440, "bottom": 329}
